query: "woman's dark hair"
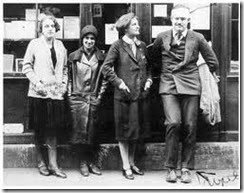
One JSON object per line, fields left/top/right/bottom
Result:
{"left": 38, "top": 15, "right": 60, "bottom": 33}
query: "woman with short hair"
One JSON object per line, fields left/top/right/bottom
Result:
{"left": 102, "top": 13, "right": 152, "bottom": 180}
{"left": 23, "top": 15, "right": 68, "bottom": 178}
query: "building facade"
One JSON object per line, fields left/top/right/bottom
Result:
{"left": 3, "top": 3, "right": 239, "bottom": 145}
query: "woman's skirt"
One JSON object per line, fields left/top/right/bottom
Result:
{"left": 28, "top": 97, "right": 66, "bottom": 145}
{"left": 114, "top": 98, "right": 151, "bottom": 141}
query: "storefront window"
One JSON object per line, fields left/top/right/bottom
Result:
{"left": 230, "top": 3, "right": 239, "bottom": 75}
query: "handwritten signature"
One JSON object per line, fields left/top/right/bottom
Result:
{"left": 196, "top": 171, "right": 239, "bottom": 186}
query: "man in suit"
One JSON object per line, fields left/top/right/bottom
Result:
{"left": 152, "top": 4, "right": 219, "bottom": 183}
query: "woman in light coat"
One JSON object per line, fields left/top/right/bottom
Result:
{"left": 23, "top": 15, "right": 68, "bottom": 178}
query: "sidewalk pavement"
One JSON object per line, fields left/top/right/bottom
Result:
{"left": 3, "top": 168, "right": 240, "bottom": 189}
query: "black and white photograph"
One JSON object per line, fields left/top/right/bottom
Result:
{"left": 2, "top": 0, "right": 241, "bottom": 190}
{"left": 15, "top": 58, "right": 24, "bottom": 73}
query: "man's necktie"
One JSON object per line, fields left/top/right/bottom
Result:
{"left": 175, "top": 32, "right": 182, "bottom": 45}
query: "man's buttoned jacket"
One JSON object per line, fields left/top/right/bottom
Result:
{"left": 152, "top": 30, "right": 219, "bottom": 95}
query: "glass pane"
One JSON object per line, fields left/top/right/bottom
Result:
{"left": 3, "top": 3, "right": 36, "bottom": 21}
{"left": 232, "top": 3, "right": 238, "bottom": 19}
{"left": 38, "top": 3, "right": 79, "bottom": 17}
{"left": 230, "top": 4, "right": 239, "bottom": 74}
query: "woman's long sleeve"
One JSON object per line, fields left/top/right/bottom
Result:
{"left": 101, "top": 42, "right": 122, "bottom": 88}
{"left": 22, "top": 41, "right": 41, "bottom": 85}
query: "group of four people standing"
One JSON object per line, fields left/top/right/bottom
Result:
{"left": 22, "top": 4, "right": 218, "bottom": 183}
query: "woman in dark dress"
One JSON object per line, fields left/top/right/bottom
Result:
{"left": 22, "top": 15, "right": 68, "bottom": 178}
{"left": 102, "top": 13, "right": 152, "bottom": 180}
{"left": 68, "top": 25, "right": 107, "bottom": 177}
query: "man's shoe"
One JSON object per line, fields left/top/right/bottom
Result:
{"left": 48, "top": 167, "right": 67, "bottom": 178}
{"left": 181, "top": 169, "right": 192, "bottom": 183}
{"left": 89, "top": 163, "right": 102, "bottom": 175}
{"left": 131, "top": 165, "right": 144, "bottom": 175}
{"left": 166, "top": 168, "right": 177, "bottom": 183}
{"left": 80, "top": 161, "right": 89, "bottom": 177}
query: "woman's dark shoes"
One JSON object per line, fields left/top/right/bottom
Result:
{"left": 38, "top": 163, "right": 50, "bottom": 176}
{"left": 122, "top": 169, "right": 134, "bottom": 180}
{"left": 80, "top": 161, "right": 89, "bottom": 177}
{"left": 131, "top": 165, "right": 144, "bottom": 175}
{"left": 48, "top": 167, "right": 67, "bottom": 178}
{"left": 89, "top": 163, "right": 102, "bottom": 175}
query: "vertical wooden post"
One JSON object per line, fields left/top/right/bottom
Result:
{"left": 135, "top": 4, "right": 152, "bottom": 45}
{"left": 79, "top": 4, "right": 92, "bottom": 47}
{"left": 211, "top": 3, "right": 232, "bottom": 141}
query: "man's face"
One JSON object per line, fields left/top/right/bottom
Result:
{"left": 171, "top": 8, "right": 190, "bottom": 33}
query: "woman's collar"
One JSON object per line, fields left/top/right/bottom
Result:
{"left": 122, "top": 35, "right": 141, "bottom": 46}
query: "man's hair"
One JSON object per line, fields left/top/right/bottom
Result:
{"left": 171, "top": 4, "right": 190, "bottom": 16}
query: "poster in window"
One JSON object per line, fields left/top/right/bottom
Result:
{"left": 153, "top": 5, "right": 167, "bottom": 17}
{"left": 152, "top": 25, "right": 172, "bottom": 38}
{"left": 105, "top": 24, "right": 118, "bottom": 45}
{"left": 189, "top": 4, "right": 210, "bottom": 30}
{"left": 63, "top": 16, "right": 80, "bottom": 39}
